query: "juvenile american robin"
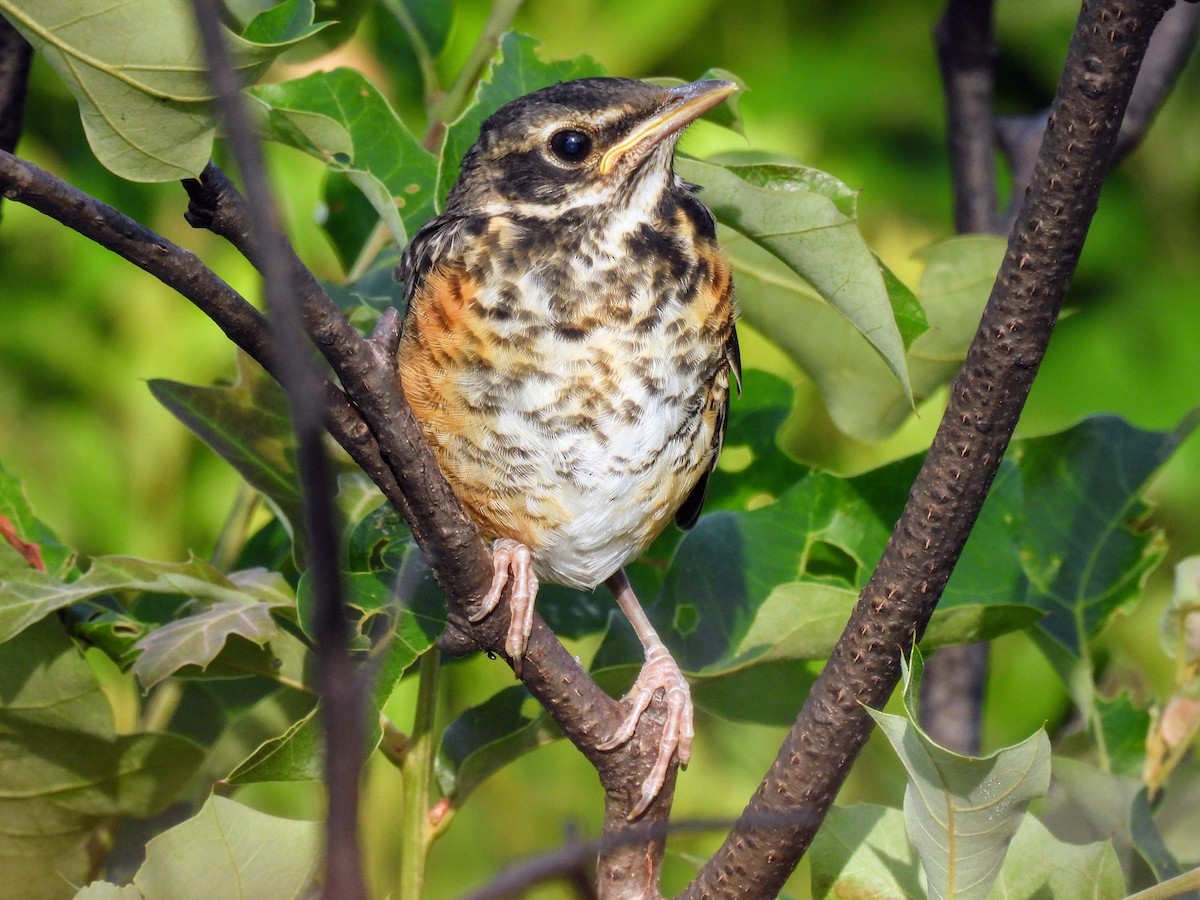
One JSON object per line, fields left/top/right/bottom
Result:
{"left": 397, "top": 77, "right": 740, "bottom": 816}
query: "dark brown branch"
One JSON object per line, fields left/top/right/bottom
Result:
{"left": 919, "top": 642, "right": 988, "bottom": 753}
{"left": 1113, "top": 0, "right": 1200, "bottom": 162}
{"left": 191, "top": 0, "right": 367, "bottom": 892}
{"left": 0, "top": 13, "right": 33, "bottom": 221}
{"left": 1000, "top": 1, "right": 1199, "bottom": 227}
{"left": 936, "top": 0, "right": 1000, "bottom": 233}
{"left": 684, "top": 0, "right": 1177, "bottom": 895}
{"left": 0, "top": 15, "right": 30, "bottom": 154}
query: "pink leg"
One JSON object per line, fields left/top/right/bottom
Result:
{"left": 598, "top": 569, "right": 694, "bottom": 819}
{"left": 472, "top": 538, "right": 539, "bottom": 676}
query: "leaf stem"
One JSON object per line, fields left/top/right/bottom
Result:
{"left": 425, "top": 0, "right": 524, "bottom": 146}
{"left": 383, "top": 0, "right": 441, "bottom": 106}
{"left": 1126, "top": 866, "right": 1200, "bottom": 900}
{"left": 211, "top": 482, "right": 261, "bottom": 573}
{"left": 399, "top": 647, "right": 441, "bottom": 900}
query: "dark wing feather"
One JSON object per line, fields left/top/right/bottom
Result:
{"left": 674, "top": 322, "right": 741, "bottom": 531}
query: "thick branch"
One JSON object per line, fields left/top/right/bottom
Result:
{"left": 936, "top": 0, "right": 1000, "bottom": 233}
{"left": 1000, "top": 0, "right": 1199, "bottom": 226}
{"left": 684, "top": 0, "right": 1176, "bottom": 895}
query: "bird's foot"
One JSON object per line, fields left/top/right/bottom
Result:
{"left": 473, "top": 538, "right": 539, "bottom": 676}
{"left": 598, "top": 645, "right": 694, "bottom": 819}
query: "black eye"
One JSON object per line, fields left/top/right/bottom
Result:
{"left": 549, "top": 129, "right": 592, "bottom": 163}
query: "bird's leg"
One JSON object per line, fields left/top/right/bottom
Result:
{"left": 473, "top": 537, "right": 539, "bottom": 676}
{"left": 598, "top": 569, "right": 694, "bottom": 819}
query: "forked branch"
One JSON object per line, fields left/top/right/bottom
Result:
{"left": 685, "top": 0, "right": 1179, "bottom": 895}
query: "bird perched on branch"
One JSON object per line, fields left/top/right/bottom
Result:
{"left": 397, "top": 77, "right": 740, "bottom": 817}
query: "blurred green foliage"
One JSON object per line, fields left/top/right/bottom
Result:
{"left": 2, "top": 0, "right": 1199, "bottom": 897}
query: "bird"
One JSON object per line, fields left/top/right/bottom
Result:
{"left": 396, "top": 77, "right": 740, "bottom": 817}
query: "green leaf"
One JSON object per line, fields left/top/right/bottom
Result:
{"left": 0, "top": 0, "right": 324, "bottom": 181}
{"left": 232, "top": 560, "right": 442, "bottom": 783}
{"left": 987, "top": 815, "right": 1125, "bottom": 900}
{"left": 1, "top": 618, "right": 204, "bottom": 896}
{"left": 84, "top": 794, "right": 319, "bottom": 899}
{"left": 0, "top": 553, "right": 290, "bottom": 644}
{"left": 436, "top": 32, "right": 604, "bottom": 206}
{"left": 702, "top": 368, "right": 808, "bottom": 512}
{"left": 1093, "top": 692, "right": 1152, "bottom": 778}
{"left": 867, "top": 652, "right": 1052, "bottom": 900}
{"left": 130, "top": 569, "right": 294, "bottom": 690}
{"left": 677, "top": 157, "right": 914, "bottom": 403}
{"left": 380, "top": 0, "right": 454, "bottom": 60}
{"left": 248, "top": 67, "right": 439, "bottom": 247}
{"left": 810, "top": 804, "right": 923, "bottom": 898}
{"left": 149, "top": 354, "right": 303, "bottom": 544}
{"left": 0, "top": 461, "right": 73, "bottom": 578}
{"left": 725, "top": 230, "right": 1002, "bottom": 441}
{"left": 1039, "top": 757, "right": 1186, "bottom": 887}
{"left": 241, "top": 0, "right": 326, "bottom": 45}
{"left": 1016, "top": 414, "right": 1198, "bottom": 678}
{"left": 435, "top": 685, "right": 561, "bottom": 803}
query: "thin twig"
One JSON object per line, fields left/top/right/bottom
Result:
{"left": 188, "top": 0, "right": 366, "bottom": 895}
{"left": 684, "top": 0, "right": 1177, "bottom": 894}
{"left": 936, "top": 0, "right": 1000, "bottom": 234}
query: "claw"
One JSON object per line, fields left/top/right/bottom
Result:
{"left": 473, "top": 538, "right": 539, "bottom": 676}
{"left": 598, "top": 645, "right": 694, "bottom": 819}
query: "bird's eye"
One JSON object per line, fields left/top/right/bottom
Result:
{"left": 549, "top": 129, "right": 592, "bottom": 164}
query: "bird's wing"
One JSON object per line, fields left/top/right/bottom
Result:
{"left": 674, "top": 312, "right": 740, "bottom": 532}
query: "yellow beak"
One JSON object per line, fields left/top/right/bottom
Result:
{"left": 598, "top": 79, "right": 739, "bottom": 176}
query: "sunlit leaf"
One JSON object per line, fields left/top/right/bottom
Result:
{"left": 1, "top": 619, "right": 204, "bottom": 896}
{"left": 1016, "top": 414, "right": 1199, "bottom": 682}
{"left": 83, "top": 794, "right": 319, "bottom": 899}
{"left": 248, "top": 67, "right": 440, "bottom": 248}
{"left": 810, "top": 804, "right": 923, "bottom": 898}
{"left": 1039, "top": 757, "right": 1187, "bottom": 887}
{"left": 987, "top": 815, "right": 1124, "bottom": 900}
{"left": 868, "top": 653, "right": 1051, "bottom": 900}
{"left": 131, "top": 578, "right": 293, "bottom": 689}
{"left": 678, "top": 157, "right": 915, "bottom": 403}
{"left": 436, "top": 32, "right": 603, "bottom": 206}
{"left": 0, "top": 0, "right": 324, "bottom": 180}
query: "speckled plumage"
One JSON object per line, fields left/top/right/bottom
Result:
{"left": 395, "top": 77, "right": 739, "bottom": 816}
{"left": 398, "top": 78, "right": 739, "bottom": 589}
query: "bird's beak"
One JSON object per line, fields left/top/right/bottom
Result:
{"left": 598, "top": 79, "right": 739, "bottom": 176}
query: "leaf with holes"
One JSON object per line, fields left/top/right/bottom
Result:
{"left": 867, "top": 652, "right": 1051, "bottom": 900}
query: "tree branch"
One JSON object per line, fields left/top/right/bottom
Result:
{"left": 1000, "top": 0, "right": 1200, "bottom": 227}
{"left": 936, "top": 0, "right": 1000, "bottom": 234}
{"left": 0, "top": 13, "right": 33, "bottom": 220}
{"left": 684, "top": 0, "right": 1177, "bottom": 894}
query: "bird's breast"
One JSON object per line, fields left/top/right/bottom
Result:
{"left": 399, "top": 211, "right": 733, "bottom": 588}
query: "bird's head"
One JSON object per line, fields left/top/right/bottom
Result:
{"left": 445, "top": 77, "right": 737, "bottom": 221}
